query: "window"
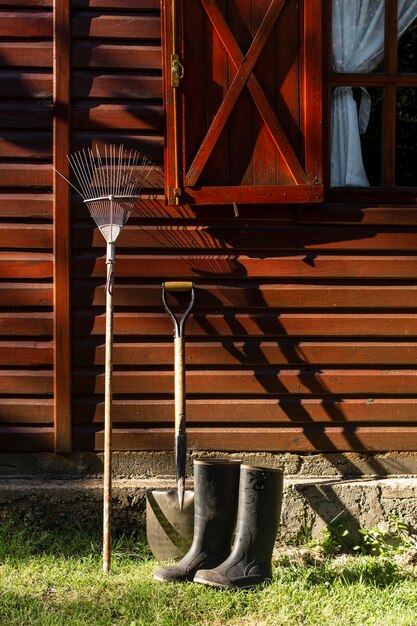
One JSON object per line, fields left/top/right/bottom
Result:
{"left": 327, "top": 0, "right": 417, "bottom": 201}
{"left": 162, "top": 0, "right": 323, "bottom": 205}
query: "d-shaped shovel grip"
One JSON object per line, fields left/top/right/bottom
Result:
{"left": 162, "top": 282, "right": 195, "bottom": 338}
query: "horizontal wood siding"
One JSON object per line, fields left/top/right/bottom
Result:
{"left": 72, "top": 201, "right": 417, "bottom": 453}
{"left": 0, "top": 0, "right": 53, "bottom": 450}
{"left": 1, "top": 3, "right": 417, "bottom": 453}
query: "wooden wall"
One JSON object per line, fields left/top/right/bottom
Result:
{"left": 1, "top": 0, "right": 417, "bottom": 453}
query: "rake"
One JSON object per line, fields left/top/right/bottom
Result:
{"left": 57, "top": 144, "right": 152, "bottom": 574}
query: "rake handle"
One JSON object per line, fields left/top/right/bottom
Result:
{"left": 103, "top": 243, "right": 115, "bottom": 575}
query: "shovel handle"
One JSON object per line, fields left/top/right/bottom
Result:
{"left": 174, "top": 334, "right": 186, "bottom": 509}
{"left": 162, "top": 281, "right": 195, "bottom": 509}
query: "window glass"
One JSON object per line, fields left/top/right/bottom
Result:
{"left": 357, "top": 88, "right": 383, "bottom": 187}
{"left": 396, "top": 88, "right": 417, "bottom": 185}
{"left": 331, "top": 0, "right": 385, "bottom": 74}
{"left": 398, "top": 16, "right": 417, "bottom": 73}
{"left": 330, "top": 86, "right": 382, "bottom": 188}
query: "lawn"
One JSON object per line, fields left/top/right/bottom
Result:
{"left": 0, "top": 518, "right": 416, "bottom": 626}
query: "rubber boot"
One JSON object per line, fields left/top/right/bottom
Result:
{"left": 194, "top": 465, "right": 284, "bottom": 589}
{"left": 154, "top": 458, "right": 241, "bottom": 582}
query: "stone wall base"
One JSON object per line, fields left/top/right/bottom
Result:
{"left": 0, "top": 451, "right": 416, "bottom": 542}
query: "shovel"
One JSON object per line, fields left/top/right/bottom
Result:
{"left": 146, "top": 281, "right": 195, "bottom": 561}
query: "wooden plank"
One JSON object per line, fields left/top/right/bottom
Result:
{"left": 71, "top": 254, "right": 417, "bottom": 280}
{"left": 0, "top": 165, "right": 52, "bottom": 187}
{"left": 72, "top": 397, "right": 417, "bottom": 425}
{"left": 71, "top": 72, "right": 162, "bottom": 99}
{"left": 0, "top": 341, "right": 53, "bottom": 366}
{"left": 72, "top": 368, "right": 417, "bottom": 396}
{"left": 72, "top": 102, "right": 163, "bottom": 131}
{"left": 0, "top": 101, "right": 52, "bottom": 128}
{"left": 71, "top": 13, "right": 161, "bottom": 39}
{"left": 0, "top": 0, "right": 52, "bottom": 7}
{"left": 299, "top": 206, "right": 417, "bottom": 226}
{"left": 0, "top": 224, "right": 52, "bottom": 248}
{"left": 71, "top": 311, "right": 417, "bottom": 338}
{"left": 0, "top": 132, "right": 52, "bottom": 158}
{"left": 0, "top": 42, "right": 52, "bottom": 67}
{"left": 0, "top": 427, "right": 53, "bottom": 452}
{"left": 302, "top": 0, "right": 322, "bottom": 183}
{"left": 0, "top": 252, "right": 52, "bottom": 278}
{"left": 228, "top": 0, "right": 253, "bottom": 186}
{"left": 181, "top": 0, "right": 206, "bottom": 186}
{"left": 70, "top": 167, "right": 164, "bottom": 198}
{"left": 53, "top": 0, "right": 71, "bottom": 453}
{"left": 160, "top": 0, "right": 174, "bottom": 201}
{"left": 251, "top": 0, "right": 278, "bottom": 186}
{"left": 72, "top": 0, "right": 160, "bottom": 8}
{"left": 0, "top": 11, "right": 52, "bottom": 37}
{"left": 329, "top": 73, "right": 417, "bottom": 87}
{"left": 0, "top": 283, "right": 52, "bottom": 307}
{"left": 327, "top": 187, "right": 417, "bottom": 206}
{"left": 126, "top": 203, "right": 416, "bottom": 225}
{"left": 0, "top": 370, "right": 53, "bottom": 394}
{"left": 72, "top": 223, "right": 417, "bottom": 252}
{"left": 0, "top": 195, "right": 52, "bottom": 218}
{"left": 72, "top": 282, "right": 417, "bottom": 309}
{"left": 71, "top": 340, "right": 417, "bottom": 367}
{"left": 0, "top": 312, "right": 52, "bottom": 336}
{"left": 101, "top": 195, "right": 186, "bottom": 219}
{"left": 73, "top": 425, "right": 417, "bottom": 453}
{"left": 275, "top": 0, "right": 300, "bottom": 184}
{"left": 73, "top": 200, "right": 417, "bottom": 225}
{"left": 71, "top": 133, "right": 163, "bottom": 161}
{"left": 181, "top": 184, "right": 322, "bottom": 204}
{"left": 0, "top": 399, "right": 53, "bottom": 424}
{"left": 72, "top": 43, "right": 162, "bottom": 70}
{"left": 0, "top": 70, "right": 162, "bottom": 100}
{"left": 203, "top": 0, "right": 230, "bottom": 187}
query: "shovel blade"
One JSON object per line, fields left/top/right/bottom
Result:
{"left": 146, "top": 489, "right": 194, "bottom": 561}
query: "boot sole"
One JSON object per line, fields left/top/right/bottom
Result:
{"left": 193, "top": 575, "right": 232, "bottom": 588}
{"left": 153, "top": 572, "right": 193, "bottom": 583}
{"left": 193, "top": 574, "right": 269, "bottom": 589}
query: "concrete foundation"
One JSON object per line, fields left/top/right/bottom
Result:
{"left": 0, "top": 451, "right": 416, "bottom": 542}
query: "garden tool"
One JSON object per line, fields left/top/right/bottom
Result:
{"left": 162, "top": 281, "right": 195, "bottom": 510}
{"left": 145, "top": 281, "right": 195, "bottom": 561}
{"left": 146, "top": 487, "right": 195, "bottom": 562}
{"left": 154, "top": 458, "right": 241, "bottom": 582}
{"left": 55, "top": 144, "right": 152, "bottom": 575}
{"left": 194, "top": 465, "right": 284, "bottom": 589}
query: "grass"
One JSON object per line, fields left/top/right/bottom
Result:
{"left": 0, "top": 518, "right": 416, "bottom": 626}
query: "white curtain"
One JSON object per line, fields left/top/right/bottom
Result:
{"left": 331, "top": 0, "right": 417, "bottom": 187}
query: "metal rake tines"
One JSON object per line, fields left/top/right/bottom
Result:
{"left": 67, "top": 144, "right": 151, "bottom": 243}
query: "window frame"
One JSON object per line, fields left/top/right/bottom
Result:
{"left": 323, "top": 0, "right": 417, "bottom": 204}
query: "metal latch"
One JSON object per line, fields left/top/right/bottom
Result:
{"left": 171, "top": 54, "right": 184, "bottom": 88}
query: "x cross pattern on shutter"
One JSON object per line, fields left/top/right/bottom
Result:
{"left": 186, "top": 0, "right": 308, "bottom": 188}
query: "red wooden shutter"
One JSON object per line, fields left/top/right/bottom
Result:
{"left": 162, "top": 0, "right": 323, "bottom": 205}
